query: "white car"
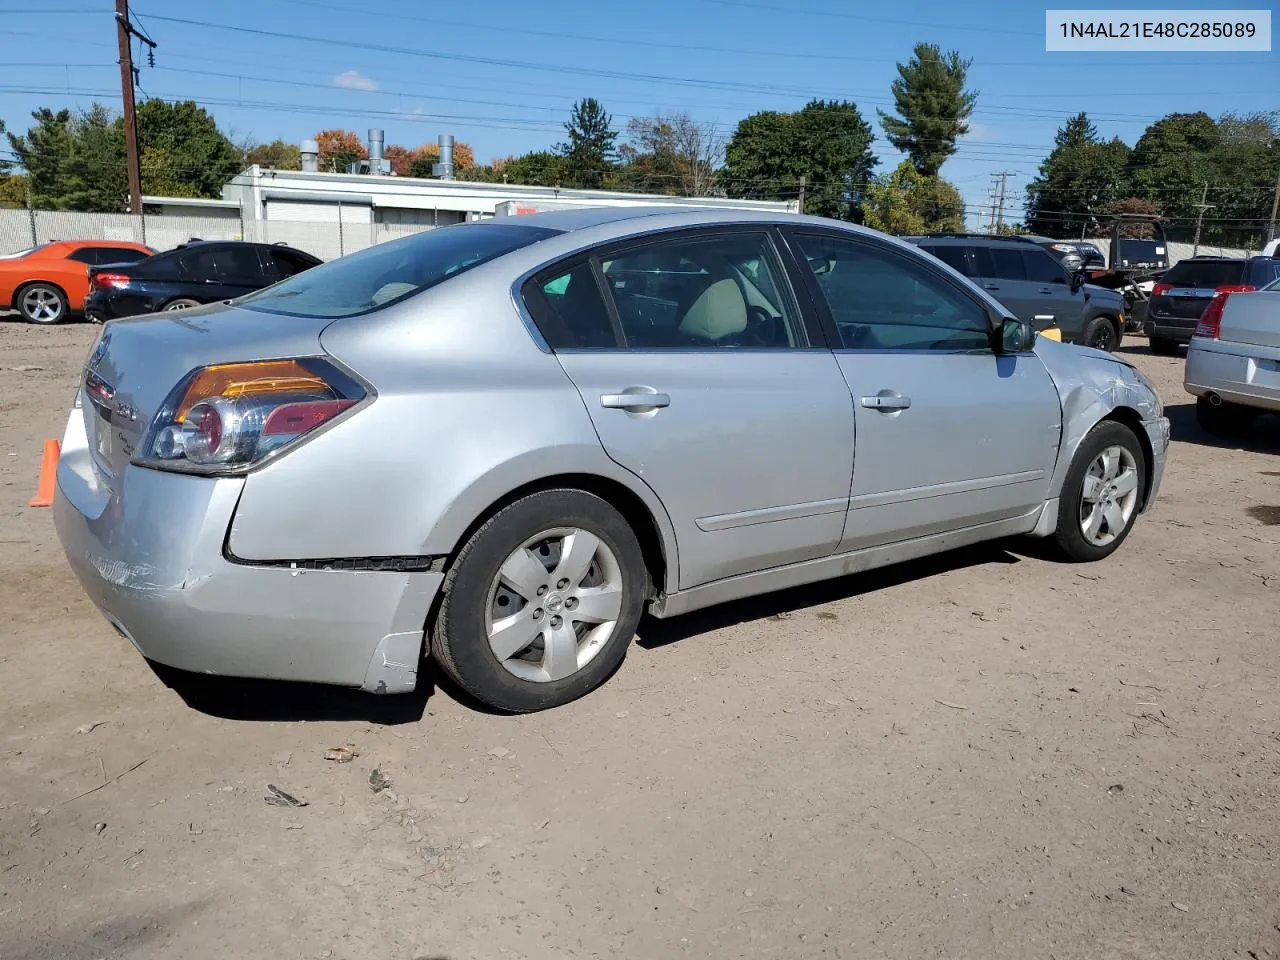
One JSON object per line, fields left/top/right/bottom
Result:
{"left": 1184, "top": 275, "right": 1280, "bottom": 434}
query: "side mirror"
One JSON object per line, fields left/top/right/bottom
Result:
{"left": 1000, "top": 317, "right": 1036, "bottom": 354}
{"left": 1070, "top": 269, "right": 1086, "bottom": 292}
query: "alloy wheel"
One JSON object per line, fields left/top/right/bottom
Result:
{"left": 1078, "top": 445, "right": 1140, "bottom": 547}
{"left": 21, "top": 286, "right": 63, "bottom": 323}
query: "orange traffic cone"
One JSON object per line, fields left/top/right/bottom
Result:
{"left": 28, "top": 438, "right": 60, "bottom": 508}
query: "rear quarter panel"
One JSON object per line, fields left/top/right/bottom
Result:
{"left": 224, "top": 259, "right": 681, "bottom": 584}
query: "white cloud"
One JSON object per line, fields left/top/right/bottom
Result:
{"left": 963, "top": 122, "right": 997, "bottom": 143}
{"left": 333, "top": 70, "right": 377, "bottom": 92}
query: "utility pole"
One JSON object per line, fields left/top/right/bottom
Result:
{"left": 1191, "top": 182, "right": 1215, "bottom": 256}
{"left": 114, "top": 0, "right": 156, "bottom": 215}
{"left": 1267, "top": 167, "right": 1280, "bottom": 243}
{"left": 797, "top": 175, "right": 805, "bottom": 215}
{"left": 987, "top": 170, "right": 1013, "bottom": 232}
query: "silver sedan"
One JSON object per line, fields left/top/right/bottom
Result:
{"left": 54, "top": 208, "right": 1169, "bottom": 712}
{"left": 1184, "top": 276, "right": 1280, "bottom": 435}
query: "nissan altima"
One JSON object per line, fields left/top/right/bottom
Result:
{"left": 54, "top": 207, "right": 1169, "bottom": 712}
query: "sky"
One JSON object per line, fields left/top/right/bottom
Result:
{"left": 1, "top": 0, "right": 1277, "bottom": 228}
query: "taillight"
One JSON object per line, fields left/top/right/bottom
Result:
{"left": 1151, "top": 282, "right": 1171, "bottom": 295}
{"left": 137, "top": 358, "right": 367, "bottom": 474}
{"left": 1194, "top": 286, "right": 1256, "bottom": 339}
{"left": 93, "top": 272, "right": 131, "bottom": 290}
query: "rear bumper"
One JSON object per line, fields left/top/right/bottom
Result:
{"left": 52, "top": 407, "right": 441, "bottom": 693}
{"left": 1144, "top": 314, "right": 1197, "bottom": 343}
{"left": 1184, "top": 341, "right": 1280, "bottom": 413}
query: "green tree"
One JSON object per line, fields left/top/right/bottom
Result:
{"left": 7, "top": 108, "right": 75, "bottom": 207}
{"left": 557, "top": 98, "right": 617, "bottom": 189}
{"left": 135, "top": 100, "right": 242, "bottom": 197}
{"left": 1025, "top": 113, "right": 1131, "bottom": 236}
{"left": 246, "top": 139, "right": 302, "bottom": 170}
{"left": 862, "top": 159, "right": 965, "bottom": 234}
{"left": 490, "top": 150, "right": 569, "bottom": 186}
{"left": 722, "top": 99, "right": 877, "bottom": 220}
{"left": 878, "top": 43, "right": 978, "bottom": 177}
{"left": 0, "top": 173, "right": 26, "bottom": 209}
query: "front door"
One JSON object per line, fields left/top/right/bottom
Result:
{"left": 522, "top": 229, "right": 855, "bottom": 589}
{"left": 784, "top": 230, "right": 1062, "bottom": 552}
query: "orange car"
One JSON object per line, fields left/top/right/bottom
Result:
{"left": 0, "top": 240, "right": 155, "bottom": 324}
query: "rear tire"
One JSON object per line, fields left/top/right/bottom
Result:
{"left": 162, "top": 298, "right": 202, "bottom": 311}
{"left": 431, "top": 489, "right": 647, "bottom": 713}
{"left": 16, "top": 283, "right": 68, "bottom": 325}
{"left": 1196, "top": 396, "right": 1255, "bottom": 437}
{"left": 1148, "top": 336, "right": 1180, "bottom": 356}
{"left": 1082, "top": 315, "right": 1120, "bottom": 353}
{"left": 1052, "top": 420, "right": 1146, "bottom": 563}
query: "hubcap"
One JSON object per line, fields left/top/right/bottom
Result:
{"left": 1079, "top": 445, "right": 1139, "bottom": 547}
{"left": 22, "top": 287, "right": 62, "bottom": 322}
{"left": 165, "top": 301, "right": 194, "bottom": 311}
{"left": 484, "top": 527, "right": 624, "bottom": 683}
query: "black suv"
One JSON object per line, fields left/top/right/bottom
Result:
{"left": 84, "top": 239, "right": 321, "bottom": 322}
{"left": 1145, "top": 255, "right": 1280, "bottom": 355}
{"left": 906, "top": 234, "right": 1128, "bottom": 352}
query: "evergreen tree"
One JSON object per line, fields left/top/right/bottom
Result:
{"left": 878, "top": 43, "right": 978, "bottom": 177}
{"left": 557, "top": 98, "right": 618, "bottom": 189}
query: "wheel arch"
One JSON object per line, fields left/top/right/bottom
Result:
{"left": 435, "top": 471, "right": 677, "bottom": 601}
{"left": 12, "top": 278, "right": 69, "bottom": 311}
{"left": 1103, "top": 405, "right": 1155, "bottom": 508}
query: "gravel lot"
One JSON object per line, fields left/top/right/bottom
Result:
{"left": 2, "top": 317, "right": 1279, "bottom": 960}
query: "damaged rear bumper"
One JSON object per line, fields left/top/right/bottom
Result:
{"left": 52, "top": 410, "right": 441, "bottom": 694}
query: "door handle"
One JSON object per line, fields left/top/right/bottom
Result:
{"left": 601, "top": 391, "right": 671, "bottom": 410}
{"left": 982, "top": 283, "right": 1000, "bottom": 291}
{"left": 859, "top": 394, "right": 912, "bottom": 411}
{"left": 1038, "top": 287, "right": 1054, "bottom": 294}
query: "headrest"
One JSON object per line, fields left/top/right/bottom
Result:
{"left": 677, "top": 279, "right": 747, "bottom": 341}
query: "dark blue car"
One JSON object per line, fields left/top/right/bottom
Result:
{"left": 84, "top": 240, "right": 321, "bottom": 322}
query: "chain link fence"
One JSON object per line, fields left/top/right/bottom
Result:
{"left": 0, "top": 207, "right": 444, "bottom": 262}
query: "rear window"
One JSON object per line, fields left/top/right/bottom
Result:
{"left": 1162, "top": 260, "right": 1246, "bottom": 289}
{"left": 0, "top": 244, "right": 48, "bottom": 261}
{"left": 238, "top": 222, "right": 561, "bottom": 318}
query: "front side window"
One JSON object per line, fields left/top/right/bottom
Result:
{"left": 600, "top": 232, "right": 805, "bottom": 349}
{"left": 920, "top": 244, "right": 974, "bottom": 277}
{"left": 239, "top": 222, "right": 560, "bottom": 319}
{"left": 794, "top": 232, "right": 991, "bottom": 352}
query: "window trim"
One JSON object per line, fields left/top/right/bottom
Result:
{"left": 779, "top": 227, "right": 1001, "bottom": 355}
{"left": 520, "top": 254, "right": 625, "bottom": 351}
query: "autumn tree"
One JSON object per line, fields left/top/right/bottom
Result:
{"left": 878, "top": 42, "right": 977, "bottom": 177}
{"left": 382, "top": 144, "right": 412, "bottom": 176}
{"left": 246, "top": 139, "right": 301, "bottom": 170}
{"left": 406, "top": 141, "right": 476, "bottom": 178}
{"left": 314, "top": 129, "right": 367, "bottom": 172}
{"left": 615, "top": 113, "right": 725, "bottom": 196}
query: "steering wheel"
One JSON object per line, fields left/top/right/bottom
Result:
{"left": 745, "top": 305, "right": 779, "bottom": 346}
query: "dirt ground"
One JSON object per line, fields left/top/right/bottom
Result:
{"left": 2, "top": 315, "right": 1279, "bottom": 960}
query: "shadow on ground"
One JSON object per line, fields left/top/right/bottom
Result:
{"left": 1165, "top": 400, "right": 1280, "bottom": 454}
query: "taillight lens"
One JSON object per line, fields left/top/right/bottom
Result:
{"left": 1151, "top": 282, "right": 1171, "bottom": 295}
{"left": 1194, "top": 286, "right": 1255, "bottom": 339}
{"left": 137, "top": 358, "right": 367, "bottom": 474}
{"left": 93, "top": 272, "right": 131, "bottom": 290}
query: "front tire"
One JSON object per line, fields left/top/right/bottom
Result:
{"left": 1196, "top": 396, "right": 1255, "bottom": 437}
{"left": 432, "top": 489, "right": 647, "bottom": 713}
{"left": 1082, "top": 315, "right": 1120, "bottom": 353}
{"left": 17, "top": 283, "right": 68, "bottom": 324}
{"left": 163, "top": 298, "right": 202, "bottom": 311}
{"left": 1052, "top": 420, "right": 1146, "bottom": 563}
{"left": 1148, "top": 336, "right": 1180, "bottom": 356}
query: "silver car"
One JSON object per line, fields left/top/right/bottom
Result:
{"left": 1184, "top": 276, "right": 1280, "bottom": 435}
{"left": 54, "top": 208, "right": 1170, "bottom": 713}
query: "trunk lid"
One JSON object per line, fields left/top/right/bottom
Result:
{"left": 79, "top": 302, "right": 335, "bottom": 484}
{"left": 1150, "top": 259, "right": 1247, "bottom": 321}
{"left": 1218, "top": 290, "right": 1280, "bottom": 349}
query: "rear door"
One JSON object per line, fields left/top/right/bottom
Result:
{"left": 1020, "top": 248, "right": 1087, "bottom": 338}
{"left": 784, "top": 228, "right": 1061, "bottom": 551}
{"left": 524, "top": 227, "right": 856, "bottom": 589}
{"left": 179, "top": 245, "right": 268, "bottom": 301}
{"left": 971, "top": 245, "right": 1044, "bottom": 324}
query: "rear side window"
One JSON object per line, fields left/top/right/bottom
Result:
{"left": 240, "top": 222, "right": 559, "bottom": 318}
{"left": 1162, "top": 260, "right": 1246, "bottom": 289}
{"left": 102, "top": 248, "right": 150, "bottom": 264}
{"left": 523, "top": 261, "right": 617, "bottom": 349}
{"left": 987, "top": 247, "right": 1027, "bottom": 281}
{"left": 921, "top": 245, "right": 973, "bottom": 277}
{"left": 66, "top": 248, "right": 99, "bottom": 265}
{"left": 1247, "top": 259, "right": 1280, "bottom": 286}
{"left": 1022, "top": 250, "right": 1067, "bottom": 283}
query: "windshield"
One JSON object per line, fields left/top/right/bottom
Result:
{"left": 238, "top": 222, "right": 561, "bottom": 318}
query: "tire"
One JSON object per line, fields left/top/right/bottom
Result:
{"left": 1052, "top": 420, "right": 1146, "bottom": 563}
{"left": 1196, "top": 396, "right": 1255, "bottom": 437}
{"left": 1148, "top": 336, "right": 1180, "bottom": 357}
{"left": 431, "top": 489, "right": 648, "bottom": 713}
{"left": 1082, "top": 315, "right": 1120, "bottom": 353}
{"left": 16, "top": 283, "right": 68, "bottom": 325}
{"left": 162, "top": 298, "right": 202, "bottom": 311}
